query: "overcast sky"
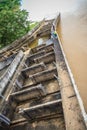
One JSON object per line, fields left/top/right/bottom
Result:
{"left": 21, "top": 0, "right": 79, "bottom": 21}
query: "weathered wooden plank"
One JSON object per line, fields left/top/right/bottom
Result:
{"left": 34, "top": 51, "right": 55, "bottom": 64}
{"left": 53, "top": 36, "right": 87, "bottom": 129}
{"left": 21, "top": 62, "right": 46, "bottom": 78}
{"left": 9, "top": 84, "right": 46, "bottom": 103}
{"left": 19, "top": 99, "right": 62, "bottom": 121}
{"left": 0, "top": 50, "right": 24, "bottom": 95}
{"left": 25, "top": 50, "right": 46, "bottom": 65}
{"left": 31, "top": 44, "right": 46, "bottom": 53}
{"left": 33, "top": 43, "right": 54, "bottom": 53}
{"left": 29, "top": 68, "right": 57, "bottom": 84}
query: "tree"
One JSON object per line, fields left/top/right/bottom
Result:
{"left": 0, "top": 0, "right": 30, "bottom": 48}
{"left": 0, "top": 0, "right": 21, "bottom": 11}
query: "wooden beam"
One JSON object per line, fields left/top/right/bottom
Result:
{"left": 9, "top": 84, "right": 46, "bottom": 103}
{"left": 34, "top": 51, "right": 55, "bottom": 64}
{"left": 21, "top": 62, "right": 46, "bottom": 78}
{"left": 19, "top": 99, "right": 62, "bottom": 121}
{"left": 29, "top": 68, "right": 57, "bottom": 84}
{"left": 31, "top": 44, "right": 46, "bottom": 53}
{"left": 25, "top": 50, "right": 46, "bottom": 65}
{"left": 33, "top": 43, "right": 54, "bottom": 53}
{"left": 53, "top": 37, "right": 87, "bottom": 130}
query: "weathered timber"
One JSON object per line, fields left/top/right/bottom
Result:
{"left": 31, "top": 44, "right": 46, "bottom": 53}
{"left": 52, "top": 13, "right": 87, "bottom": 130}
{"left": 15, "top": 79, "right": 23, "bottom": 89}
{"left": 34, "top": 51, "right": 55, "bottom": 64}
{"left": 0, "top": 53, "right": 16, "bottom": 71}
{"left": 0, "top": 50, "right": 24, "bottom": 95}
{"left": 0, "top": 113, "right": 11, "bottom": 125}
{"left": 37, "top": 30, "right": 51, "bottom": 37}
{"left": 29, "top": 68, "right": 57, "bottom": 84}
{"left": 37, "top": 26, "right": 51, "bottom": 35}
{"left": 19, "top": 99, "right": 62, "bottom": 121}
{"left": 33, "top": 43, "right": 54, "bottom": 54}
{"left": 0, "top": 17, "right": 66, "bottom": 130}
{"left": 54, "top": 38, "right": 87, "bottom": 130}
{"left": 9, "top": 84, "right": 46, "bottom": 103}
{"left": 21, "top": 62, "right": 46, "bottom": 78}
{"left": 26, "top": 50, "right": 46, "bottom": 66}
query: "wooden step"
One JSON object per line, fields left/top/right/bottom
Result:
{"left": 19, "top": 99, "right": 62, "bottom": 121}
{"left": 21, "top": 62, "right": 46, "bottom": 78}
{"left": 34, "top": 52, "right": 55, "bottom": 64}
{"left": 31, "top": 44, "right": 46, "bottom": 53}
{"left": 9, "top": 84, "right": 46, "bottom": 103}
{"left": 26, "top": 50, "right": 46, "bottom": 66}
{"left": 29, "top": 68, "right": 57, "bottom": 84}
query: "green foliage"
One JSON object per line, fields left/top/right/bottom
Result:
{"left": 30, "top": 22, "right": 39, "bottom": 30}
{"left": 0, "top": 0, "right": 21, "bottom": 11}
{"left": 0, "top": 0, "right": 30, "bottom": 48}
